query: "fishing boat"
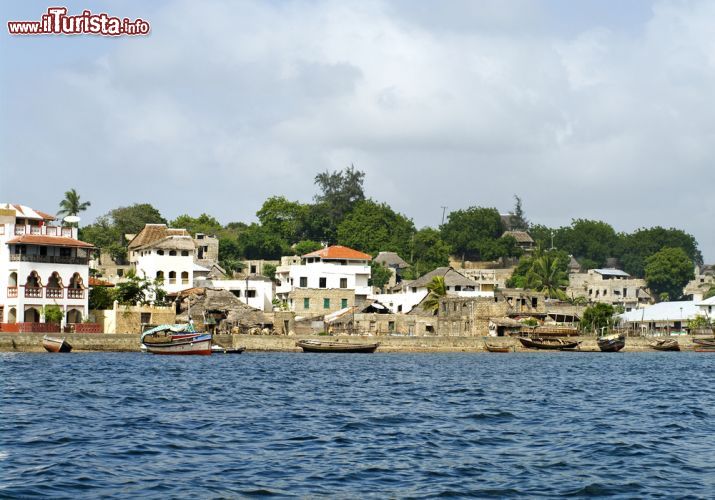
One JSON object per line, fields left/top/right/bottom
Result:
{"left": 484, "top": 342, "right": 512, "bottom": 353}
{"left": 211, "top": 345, "right": 246, "bottom": 354}
{"left": 597, "top": 333, "right": 626, "bottom": 352}
{"left": 692, "top": 338, "right": 715, "bottom": 348}
{"left": 42, "top": 336, "right": 72, "bottom": 353}
{"left": 649, "top": 339, "right": 680, "bottom": 351}
{"left": 296, "top": 339, "right": 379, "bottom": 353}
{"left": 141, "top": 324, "right": 212, "bottom": 355}
{"left": 517, "top": 337, "right": 581, "bottom": 350}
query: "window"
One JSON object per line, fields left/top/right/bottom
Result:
{"left": 304, "top": 298, "right": 310, "bottom": 309}
{"left": 323, "top": 298, "right": 330, "bottom": 309}
{"left": 340, "top": 278, "right": 347, "bottom": 289}
{"left": 250, "top": 265, "right": 257, "bottom": 274}
{"left": 181, "top": 250, "right": 189, "bottom": 256}
{"left": 117, "top": 269, "right": 124, "bottom": 277}
{"left": 157, "top": 250, "right": 164, "bottom": 256}
{"left": 168, "top": 271, "right": 176, "bottom": 284}
{"left": 531, "top": 297, "right": 538, "bottom": 308}
{"left": 341, "top": 298, "right": 348, "bottom": 309}
{"left": 388, "top": 321, "right": 395, "bottom": 332}
{"left": 156, "top": 271, "right": 164, "bottom": 280}
{"left": 181, "top": 271, "right": 189, "bottom": 284}
{"left": 247, "top": 290, "right": 256, "bottom": 298}
{"left": 169, "top": 250, "right": 177, "bottom": 256}
{"left": 300, "top": 277, "right": 307, "bottom": 287}
{"left": 140, "top": 313, "right": 151, "bottom": 324}
{"left": 455, "top": 285, "right": 461, "bottom": 292}
{"left": 319, "top": 277, "right": 327, "bottom": 288}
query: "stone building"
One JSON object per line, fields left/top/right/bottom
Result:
{"left": 567, "top": 268, "right": 651, "bottom": 311}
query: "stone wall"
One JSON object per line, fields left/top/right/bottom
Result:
{"left": 91, "top": 303, "right": 176, "bottom": 334}
{"left": 289, "top": 288, "right": 356, "bottom": 315}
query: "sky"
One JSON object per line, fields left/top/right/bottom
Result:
{"left": 1, "top": 0, "right": 713, "bottom": 262}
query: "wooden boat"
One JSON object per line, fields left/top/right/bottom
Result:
{"left": 517, "top": 337, "right": 581, "bottom": 350}
{"left": 694, "top": 346, "right": 715, "bottom": 352}
{"left": 649, "top": 339, "right": 680, "bottom": 351}
{"left": 141, "top": 324, "right": 212, "bottom": 355}
{"left": 484, "top": 342, "right": 512, "bottom": 353}
{"left": 692, "top": 338, "right": 715, "bottom": 348}
{"left": 296, "top": 339, "right": 379, "bottom": 353}
{"left": 211, "top": 345, "right": 246, "bottom": 354}
{"left": 42, "top": 336, "right": 72, "bottom": 353}
{"left": 597, "top": 333, "right": 626, "bottom": 352}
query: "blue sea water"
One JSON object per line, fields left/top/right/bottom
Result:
{"left": 1, "top": 351, "right": 714, "bottom": 498}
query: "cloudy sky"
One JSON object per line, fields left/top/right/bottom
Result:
{"left": 2, "top": 0, "right": 714, "bottom": 261}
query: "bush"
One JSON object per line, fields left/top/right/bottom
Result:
{"left": 43, "top": 305, "right": 64, "bottom": 323}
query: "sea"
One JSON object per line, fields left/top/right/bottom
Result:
{"left": 1, "top": 351, "right": 714, "bottom": 499}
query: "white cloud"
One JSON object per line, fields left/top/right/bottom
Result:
{"left": 2, "top": 0, "right": 714, "bottom": 260}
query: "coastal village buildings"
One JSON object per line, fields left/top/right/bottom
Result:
{"left": 619, "top": 300, "right": 699, "bottom": 334}
{"left": 0, "top": 204, "right": 92, "bottom": 327}
{"left": 275, "top": 245, "right": 372, "bottom": 315}
{"left": 127, "top": 224, "right": 196, "bottom": 296}
{"left": 194, "top": 275, "right": 274, "bottom": 312}
{"left": 567, "top": 268, "right": 652, "bottom": 311}
{"left": 501, "top": 230, "right": 535, "bottom": 253}
{"left": 373, "top": 251, "right": 410, "bottom": 288}
{"left": 684, "top": 265, "right": 715, "bottom": 301}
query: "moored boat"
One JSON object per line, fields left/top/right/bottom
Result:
{"left": 141, "top": 324, "right": 212, "bottom": 355}
{"left": 649, "top": 339, "right": 680, "bottom": 351}
{"left": 517, "top": 337, "right": 581, "bottom": 350}
{"left": 211, "top": 345, "right": 246, "bottom": 354}
{"left": 42, "top": 336, "right": 72, "bottom": 353}
{"left": 484, "top": 342, "right": 512, "bottom": 353}
{"left": 296, "top": 339, "right": 379, "bottom": 353}
{"left": 692, "top": 338, "right": 715, "bottom": 348}
{"left": 597, "top": 333, "right": 626, "bottom": 352}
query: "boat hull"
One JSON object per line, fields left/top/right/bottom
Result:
{"left": 296, "top": 340, "right": 379, "bottom": 353}
{"left": 484, "top": 344, "right": 512, "bottom": 353}
{"left": 42, "top": 336, "right": 72, "bottom": 353}
{"left": 143, "top": 334, "right": 213, "bottom": 355}
{"left": 518, "top": 337, "right": 580, "bottom": 350}
{"left": 597, "top": 335, "right": 626, "bottom": 352}
{"left": 650, "top": 340, "right": 680, "bottom": 351}
{"left": 211, "top": 345, "right": 246, "bottom": 354}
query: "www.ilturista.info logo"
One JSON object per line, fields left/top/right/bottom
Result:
{"left": 7, "top": 7, "right": 150, "bottom": 36}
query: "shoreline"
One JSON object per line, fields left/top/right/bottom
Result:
{"left": 0, "top": 332, "right": 704, "bottom": 353}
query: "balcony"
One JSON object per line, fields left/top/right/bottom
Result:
{"left": 7, "top": 286, "right": 17, "bottom": 298}
{"left": 9, "top": 254, "right": 89, "bottom": 265}
{"left": 25, "top": 286, "right": 43, "bottom": 298}
{"left": 67, "top": 289, "right": 85, "bottom": 299}
{"left": 13, "top": 225, "right": 75, "bottom": 238}
{"left": 46, "top": 287, "right": 64, "bottom": 299}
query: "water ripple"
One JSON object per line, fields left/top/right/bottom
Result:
{"left": 2, "top": 352, "right": 714, "bottom": 498}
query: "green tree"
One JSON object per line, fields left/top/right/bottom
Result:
{"left": 618, "top": 227, "right": 702, "bottom": 278}
{"left": 337, "top": 200, "right": 415, "bottom": 256}
{"left": 422, "top": 276, "right": 447, "bottom": 314}
{"left": 170, "top": 213, "right": 222, "bottom": 236}
{"left": 644, "top": 247, "right": 694, "bottom": 301}
{"left": 507, "top": 194, "right": 529, "bottom": 230}
{"left": 440, "top": 206, "right": 504, "bottom": 261}
{"left": 262, "top": 263, "right": 277, "bottom": 280}
{"left": 704, "top": 286, "right": 715, "bottom": 300}
{"left": 110, "top": 203, "right": 167, "bottom": 237}
{"left": 256, "top": 196, "right": 308, "bottom": 244}
{"left": 581, "top": 303, "right": 616, "bottom": 334}
{"left": 89, "top": 286, "right": 114, "bottom": 310}
{"left": 43, "top": 304, "right": 64, "bottom": 323}
{"left": 80, "top": 215, "right": 123, "bottom": 249}
{"left": 57, "top": 188, "right": 91, "bottom": 220}
{"left": 294, "top": 240, "right": 323, "bottom": 256}
{"left": 237, "top": 224, "right": 290, "bottom": 260}
{"left": 406, "top": 228, "right": 451, "bottom": 279}
{"left": 369, "top": 261, "right": 392, "bottom": 290}
{"left": 525, "top": 251, "right": 569, "bottom": 300}
{"left": 113, "top": 270, "right": 166, "bottom": 305}
{"left": 554, "top": 219, "right": 618, "bottom": 267}
{"left": 314, "top": 165, "right": 365, "bottom": 242}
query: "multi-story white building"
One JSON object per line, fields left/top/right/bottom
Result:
{"left": 275, "top": 245, "right": 372, "bottom": 314}
{"left": 0, "top": 204, "right": 92, "bottom": 326}
{"left": 195, "top": 275, "right": 274, "bottom": 312}
{"left": 567, "top": 268, "right": 652, "bottom": 311}
{"left": 127, "top": 224, "right": 196, "bottom": 295}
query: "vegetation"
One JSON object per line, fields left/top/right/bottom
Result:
{"left": 524, "top": 251, "right": 569, "bottom": 300}
{"left": 88, "top": 271, "right": 167, "bottom": 309}
{"left": 422, "top": 276, "right": 447, "bottom": 314}
{"left": 57, "top": 188, "right": 91, "bottom": 221}
{"left": 368, "top": 261, "right": 392, "bottom": 290}
{"left": 644, "top": 247, "right": 694, "bottom": 302}
{"left": 688, "top": 315, "right": 711, "bottom": 330}
{"left": 705, "top": 286, "right": 715, "bottom": 300}
{"left": 337, "top": 200, "right": 415, "bottom": 257}
{"left": 440, "top": 206, "right": 510, "bottom": 261}
{"left": 404, "top": 228, "right": 451, "bottom": 280}
{"left": 262, "top": 263, "right": 277, "bottom": 280}
{"left": 580, "top": 303, "right": 616, "bottom": 334}
{"left": 43, "top": 304, "right": 64, "bottom": 323}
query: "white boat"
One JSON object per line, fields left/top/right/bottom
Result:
{"left": 140, "top": 324, "right": 212, "bottom": 355}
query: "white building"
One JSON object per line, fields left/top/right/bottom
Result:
{"left": 195, "top": 276, "right": 274, "bottom": 312}
{"left": 0, "top": 204, "right": 92, "bottom": 326}
{"left": 696, "top": 296, "right": 715, "bottom": 319}
{"left": 568, "top": 268, "right": 652, "bottom": 311}
{"left": 619, "top": 300, "right": 699, "bottom": 334}
{"left": 275, "top": 245, "right": 372, "bottom": 314}
{"left": 127, "top": 224, "right": 196, "bottom": 295}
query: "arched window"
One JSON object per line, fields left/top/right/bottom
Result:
{"left": 24, "top": 307, "right": 41, "bottom": 323}
{"left": 67, "top": 309, "right": 82, "bottom": 324}
{"left": 8, "top": 272, "right": 17, "bottom": 286}
{"left": 168, "top": 271, "right": 176, "bottom": 284}
{"left": 156, "top": 271, "right": 164, "bottom": 281}
{"left": 157, "top": 250, "right": 164, "bottom": 256}
{"left": 47, "top": 272, "right": 64, "bottom": 298}
{"left": 181, "top": 250, "right": 189, "bottom": 256}
{"left": 169, "top": 250, "right": 177, "bottom": 256}
{"left": 69, "top": 273, "right": 84, "bottom": 289}
{"left": 181, "top": 271, "right": 189, "bottom": 285}
{"left": 25, "top": 271, "right": 41, "bottom": 287}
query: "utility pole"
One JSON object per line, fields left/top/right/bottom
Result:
{"left": 441, "top": 206, "right": 447, "bottom": 225}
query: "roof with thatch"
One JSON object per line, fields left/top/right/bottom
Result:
{"left": 176, "top": 288, "right": 272, "bottom": 328}
{"left": 127, "top": 224, "right": 191, "bottom": 249}
{"left": 406, "top": 267, "right": 475, "bottom": 289}
{"left": 502, "top": 231, "right": 534, "bottom": 244}
{"left": 374, "top": 251, "right": 410, "bottom": 269}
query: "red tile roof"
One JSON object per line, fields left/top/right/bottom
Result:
{"left": 302, "top": 245, "right": 372, "bottom": 261}
{"left": 6, "top": 235, "right": 95, "bottom": 248}
{"left": 89, "top": 277, "right": 115, "bottom": 287}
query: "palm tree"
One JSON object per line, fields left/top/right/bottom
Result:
{"left": 422, "top": 275, "right": 447, "bottom": 314}
{"left": 526, "top": 252, "right": 568, "bottom": 300}
{"left": 57, "top": 188, "right": 90, "bottom": 220}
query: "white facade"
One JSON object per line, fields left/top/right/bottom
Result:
{"left": 195, "top": 278, "right": 274, "bottom": 312}
{"left": 275, "top": 246, "right": 372, "bottom": 311}
{"left": 133, "top": 245, "right": 195, "bottom": 295}
{"left": 0, "top": 205, "right": 90, "bottom": 325}
{"left": 368, "top": 291, "right": 428, "bottom": 313}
